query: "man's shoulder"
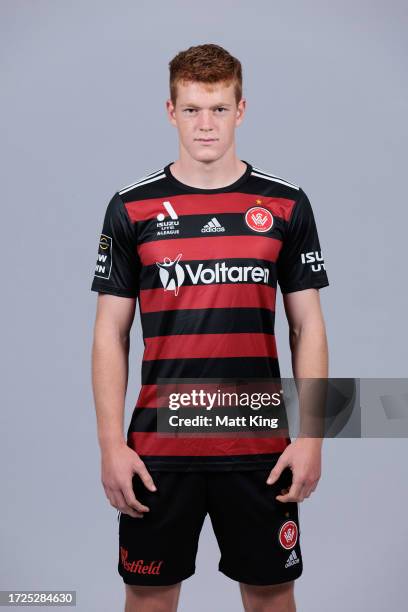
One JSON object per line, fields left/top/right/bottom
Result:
{"left": 249, "top": 164, "right": 301, "bottom": 198}
{"left": 117, "top": 166, "right": 167, "bottom": 201}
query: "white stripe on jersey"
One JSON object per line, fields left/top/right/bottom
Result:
{"left": 251, "top": 167, "right": 300, "bottom": 190}
{"left": 118, "top": 169, "right": 165, "bottom": 194}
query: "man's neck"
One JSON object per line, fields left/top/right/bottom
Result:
{"left": 169, "top": 154, "right": 247, "bottom": 190}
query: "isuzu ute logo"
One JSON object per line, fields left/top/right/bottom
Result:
{"left": 245, "top": 206, "right": 274, "bottom": 232}
{"left": 300, "top": 250, "right": 325, "bottom": 272}
{"left": 156, "top": 201, "right": 179, "bottom": 236}
{"left": 156, "top": 254, "right": 270, "bottom": 296}
{"left": 156, "top": 201, "right": 178, "bottom": 221}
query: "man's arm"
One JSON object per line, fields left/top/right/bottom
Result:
{"left": 92, "top": 293, "right": 156, "bottom": 518}
{"left": 283, "top": 288, "right": 328, "bottom": 379}
{"left": 266, "top": 288, "right": 328, "bottom": 501}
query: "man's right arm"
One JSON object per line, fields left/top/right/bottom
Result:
{"left": 91, "top": 293, "right": 156, "bottom": 518}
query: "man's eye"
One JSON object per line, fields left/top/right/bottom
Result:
{"left": 215, "top": 107, "right": 227, "bottom": 112}
{"left": 184, "top": 108, "right": 197, "bottom": 114}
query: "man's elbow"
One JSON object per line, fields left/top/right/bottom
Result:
{"left": 288, "top": 315, "right": 327, "bottom": 350}
{"left": 93, "top": 316, "right": 131, "bottom": 348}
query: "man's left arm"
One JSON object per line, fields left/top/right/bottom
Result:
{"left": 267, "top": 288, "right": 328, "bottom": 502}
{"left": 267, "top": 186, "right": 330, "bottom": 502}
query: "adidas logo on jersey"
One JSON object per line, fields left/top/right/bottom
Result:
{"left": 201, "top": 217, "right": 225, "bottom": 233}
{"left": 285, "top": 550, "right": 300, "bottom": 569}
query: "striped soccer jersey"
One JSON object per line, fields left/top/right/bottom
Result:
{"left": 91, "top": 160, "right": 329, "bottom": 470}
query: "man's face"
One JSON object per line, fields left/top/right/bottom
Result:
{"left": 166, "top": 80, "right": 246, "bottom": 163}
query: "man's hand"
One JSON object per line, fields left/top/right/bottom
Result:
{"left": 101, "top": 441, "right": 157, "bottom": 518}
{"left": 266, "top": 438, "right": 322, "bottom": 503}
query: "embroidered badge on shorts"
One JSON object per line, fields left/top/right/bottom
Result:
{"left": 278, "top": 520, "right": 298, "bottom": 550}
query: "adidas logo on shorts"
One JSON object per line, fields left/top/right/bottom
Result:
{"left": 201, "top": 217, "right": 225, "bottom": 233}
{"left": 285, "top": 549, "right": 300, "bottom": 568}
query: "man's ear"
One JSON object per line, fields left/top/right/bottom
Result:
{"left": 236, "top": 98, "right": 246, "bottom": 126}
{"left": 166, "top": 98, "right": 177, "bottom": 126}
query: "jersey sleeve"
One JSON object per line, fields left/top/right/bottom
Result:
{"left": 277, "top": 188, "right": 329, "bottom": 294}
{"left": 90, "top": 192, "right": 140, "bottom": 297}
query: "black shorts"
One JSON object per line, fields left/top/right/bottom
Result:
{"left": 118, "top": 467, "right": 303, "bottom": 586}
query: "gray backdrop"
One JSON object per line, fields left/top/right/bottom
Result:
{"left": 1, "top": 1, "right": 407, "bottom": 610}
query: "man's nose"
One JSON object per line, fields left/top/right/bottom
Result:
{"left": 197, "top": 110, "right": 214, "bottom": 130}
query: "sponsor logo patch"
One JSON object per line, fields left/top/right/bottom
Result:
{"left": 156, "top": 254, "right": 270, "bottom": 296}
{"left": 300, "top": 250, "right": 326, "bottom": 272}
{"left": 156, "top": 254, "right": 185, "bottom": 296}
{"left": 120, "top": 546, "right": 163, "bottom": 575}
{"left": 94, "top": 234, "right": 112, "bottom": 279}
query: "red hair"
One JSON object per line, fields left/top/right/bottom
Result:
{"left": 169, "top": 43, "right": 243, "bottom": 105}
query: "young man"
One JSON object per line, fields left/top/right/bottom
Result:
{"left": 91, "top": 44, "right": 329, "bottom": 612}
